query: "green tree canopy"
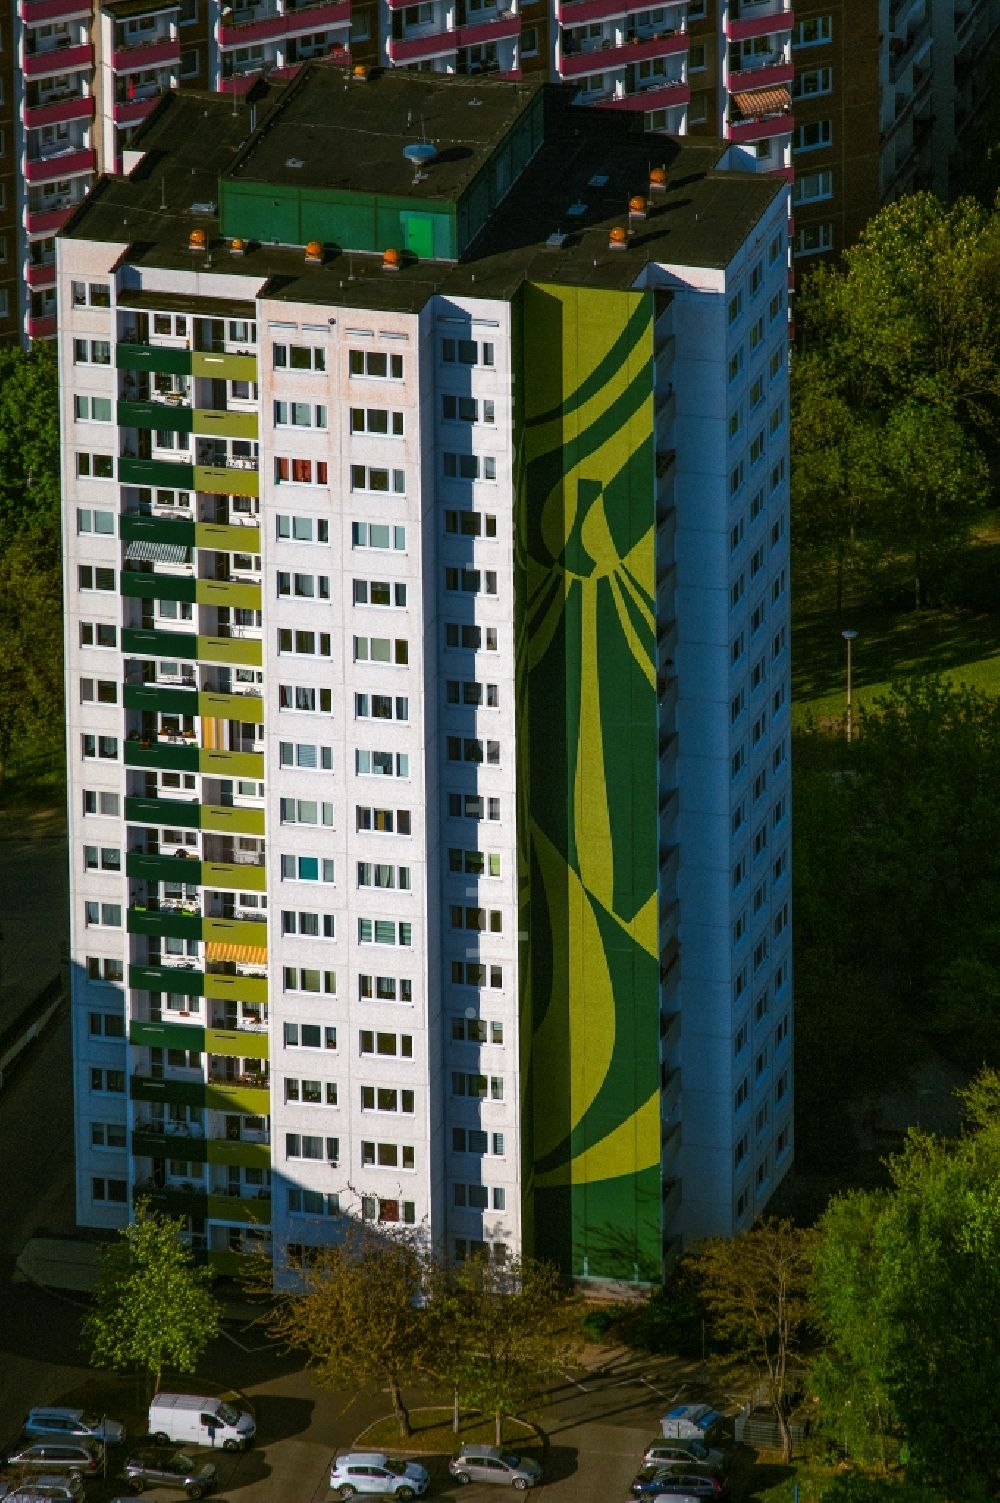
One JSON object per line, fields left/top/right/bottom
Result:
{"left": 0, "top": 342, "right": 60, "bottom": 553}
{"left": 84, "top": 1199, "right": 221, "bottom": 1395}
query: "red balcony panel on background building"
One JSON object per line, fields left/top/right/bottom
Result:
{"left": 20, "top": 0, "right": 90, "bottom": 20}
{"left": 727, "top": 8, "right": 793, "bottom": 41}
{"left": 27, "top": 262, "right": 57, "bottom": 289}
{"left": 220, "top": 12, "right": 288, "bottom": 41}
{"left": 219, "top": 72, "right": 260, "bottom": 92}
{"left": 768, "top": 164, "right": 796, "bottom": 182}
{"left": 727, "top": 110, "right": 793, "bottom": 143}
{"left": 560, "top": 28, "right": 686, "bottom": 75}
{"left": 496, "top": 66, "right": 522, "bottom": 78}
{"left": 112, "top": 34, "right": 181, "bottom": 69}
{"left": 25, "top": 206, "right": 78, "bottom": 235}
{"left": 25, "top": 147, "right": 96, "bottom": 183}
{"left": 24, "top": 93, "right": 95, "bottom": 129}
{"left": 599, "top": 78, "right": 690, "bottom": 109}
{"left": 455, "top": 12, "right": 520, "bottom": 46}
{"left": 557, "top": 0, "right": 675, "bottom": 22}
{"left": 284, "top": 0, "right": 351, "bottom": 30}
{"left": 23, "top": 42, "right": 94, "bottom": 78}
{"left": 28, "top": 315, "right": 58, "bottom": 339}
{"left": 387, "top": 29, "right": 458, "bottom": 60}
{"left": 113, "top": 95, "right": 161, "bottom": 124}
{"left": 727, "top": 58, "right": 793, "bottom": 91}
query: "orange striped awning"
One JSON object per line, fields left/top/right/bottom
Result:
{"left": 732, "top": 86, "right": 790, "bottom": 120}
{"left": 205, "top": 941, "right": 268, "bottom": 964}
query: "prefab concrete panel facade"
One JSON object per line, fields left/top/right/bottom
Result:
{"left": 516, "top": 281, "right": 661, "bottom": 1282}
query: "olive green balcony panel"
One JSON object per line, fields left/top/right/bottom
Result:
{"left": 120, "top": 458, "right": 195, "bottom": 489}
{"left": 121, "top": 569, "right": 197, "bottom": 604}
{"left": 198, "top": 690, "right": 264, "bottom": 724}
{"left": 205, "top": 1080, "right": 270, "bottom": 1115}
{"left": 194, "top": 522, "right": 261, "bottom": 553}
{"left": 201, "top": 858, "right": 266, "bottom": 891}
{"left": 126, "top": 850, "right": 203, "bottom": 884}
{"left": 198, "top": 749, "right": 264, "bottom": 780}
{"left": 196, "top": 634, "right": 263, "bottom": 668}
{"left": 120, "top": 515, "right": 197, "bottom": 547}
{"left": 123, "top": 627, "right": 199, "bottom": 661}
{"left": 150, "top": 1187, "right": 209, "bottom": 1220}
{"left": 125, "top": 796, "right": 201, "bottom": 831}
{"left": 205, "top": 1027, "right": 269, "bottom": 1060}
{"left": 125, "top": 742, "right": 201, "bottom": 773}
{"left": 191, "top": 350, "right": 256, "bottom": 381}
{"left": 192, "top": 408, "right": 259, "bottom": 441}
{"left": 206, "top": 1138, "right": 271, "bottom": 1170}
{"left": 124, "top": 683, "right": 199, "bottom": 717}
{"left": 194, "top": 578, "right": 261, "bottom": 611}
{"left": 129, "top": 964, "right": 205, "bottom": 998}
{"left": 193, "top": 465, "right": 259, "bottom": 500}
{"left": 131, "top": 1129, "right": 209, "bottom": 1164}
{"left": 207, "top": 1193, "right": 271, "bottom": 1225}
{"left": 204, "top": 973, "right": 268, "bottom": 1006}
{"left": 200, "top": 804, "right": 265, "bottom": 837}
{"left": 130, "top": 1074, "right": 206, "bottom": 1108}
{"left": 204, "top": 1248, "right": 259, "bottom": 1276}
{"left": 202, "top": 916, "right": 267, "bottom": 947}
{"left": 118, "top": 399, "right": 194, "bottom": 434}
{"left": 130, "top": 1018, "right": 206, "bottom": 1051}
{"left": 118, "top": 342, "right": 193, "bottom": 377}
{"left": 127, "top": 906, "right": 202, "bottom": 941}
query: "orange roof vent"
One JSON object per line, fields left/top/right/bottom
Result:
{"left": 229, "top": 237, "right": 246, "bottom": 256}
{"left": 629, "top": 193, "right": 648, "bottom": 219}
{"left": 352, "top": 62, "right": 367, "bottom": 79}
{"left": 382, "top": 246, "right": 402, "bottom": 272}
{"left": 609, "top": 224, "right": 628, "bottom": 250}
{"left": 188, "top": 227, "right": 207, "bottom": 252}
{"left": 304, "top": 239, "right": 323, "bottom": 263}
{"left": 649, "top": 166, "right": 669, "bottom": 192}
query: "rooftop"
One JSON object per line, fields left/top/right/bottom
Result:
{"left": 64, "top": 69, "right": 786, "bottom": 311}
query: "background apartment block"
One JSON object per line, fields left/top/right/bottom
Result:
{"left": 60, "top": 69, "right": 792, "bottom": 1280}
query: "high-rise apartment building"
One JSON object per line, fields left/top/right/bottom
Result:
{"left": 59, "top": 68, "right": 793, "bottom": 1283}
{"left": 10, "top": 0, "right": 1000, "bottom": 344}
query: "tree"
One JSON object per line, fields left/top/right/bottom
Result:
{"left": 0, "top": 535, "right": 63, "bottom": 786}
{"left": 264, "top": 1227, "right": 430, "bottom": 1438}
{"left": 0, "top": 342, "right": 60, "bottom": 552}
{"left": 688, "top": 1219, "right": 814, "bottom": 1462}
{"left": 84, "top": 1199, "right": 221, "bottom": 1396}
{"left": 434, "top": 1256, "right": 573, "bottom": 1446}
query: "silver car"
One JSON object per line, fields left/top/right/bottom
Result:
{"left": 642, "top": 1441, "right": 726, "bottom": 1475}
{"left": 448, "top": 1446, "right": 543, "bottom": 1490}
{"left": 2, "top": 1445, "right": 101, "bottom": 1479}
{"left": 329, "top": 1454, "right": 429, "bottom": 1500}
{"left": 0, "top": 1476, "right": 85, "bottom": 1503}
{"left": 25, "top": 1412, "right": 125, "bottom": 1448}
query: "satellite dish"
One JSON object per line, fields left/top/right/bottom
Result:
{"left": 403, "top": 141, "right": 436, "bottom": 182}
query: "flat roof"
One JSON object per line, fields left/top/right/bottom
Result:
{"left": 63, "top": 72, "right": 786, "bottom": 309}
{"left": 225, "top": 66, "right": 544, "bottom": 203}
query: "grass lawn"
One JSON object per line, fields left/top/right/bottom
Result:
{"left": 0, "top": 738, "right": 66, "bottom": 840}
{"left": 730, "top": 1449, "right": 846, "bottom": 1503}
{"left": 353, "top": 1407, "right": 538, "bottom": 1454}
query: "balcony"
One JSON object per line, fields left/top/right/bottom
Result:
{"left": 131, "top": 1072, "right": 207, "bottom": 1108}
{"left": 557, "top": 0, "right": 681, "bottom": 22}
{"left": 219, "top": 0, "right": 349, "bottom": 42}
{"left": 112, "top": 33, "right": 181, "bottom": 70}
{"left": 190, "top": 349, "right": 257, "bottom": 381}
{"left": 600, "top": 78, "right": 689, "bottom": 109}
{"left": 560, "top": 28, "right": 685, "bottom": 75}
{"left": 388, "top": 28, "right": 458, "bottom": 60}
{"left": 205, "top": 1024, "right": 269, "bottom": 1061}
{"left": 27, "top": 315, "right": 58, "bottom": 339}
{"left": 726, "top": 3, "right": 793, "bottom": 42}
{"left": 888, "top": 20, "right": 930, "bottom": 83}
{"left": 113, "top": 95, "right": 161, "bottom": 126}
{"left": 132, "top": 1122, "right": 209, "bottom": 1162}
{"left": 20, "top": 0, "right": 91, "bottom": 17}
{"left": 205, "top": 1073, "right": 270, "bottom": 1116}
{"left": 120, "top": 456, "right": 195, "bottom": 489}
{"left": 27, "top": 262, "right": 56, "bottom": 289}
{"left": 25, "top": 146, "right": 96, "bottom": 184}
{"left": 728, "top": 109, "right": 793, "bottom": 143}
{"left": 24, "top": 93, "right": 94, "bottom": 128}
{"left": 454, "top": 11, "right": 520, "bottom": 45}
{"left": 727, "top": 57, "right": 792, "bottom": 91}
{"left": 23, "top": 41, "right": 93, "bottom": 78}
{"left": 118, "top": 341, "right": 193, "bottom": 377}
{"left": 125, "top": 740, "right": 201, "bottom": 774}
{"left": 25, "top": 205, "right": 78, "bottom": 235}
{"left": 207, "top": 1190, "right": 271, "bottom": 1224}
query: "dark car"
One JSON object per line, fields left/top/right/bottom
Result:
{"left": 122, "top": 1453, "right": 216, "bottom": 1500}
{"left": 2, "top": 1446, "right": 102, "bottom": 1479}
{"left": 631, "top": 1468, "right": 723, "bottom": 1500}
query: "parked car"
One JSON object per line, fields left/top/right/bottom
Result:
{"left": 0, "top": 1476, "right": 85, "bottom": 1503}
{"left": 24, "top": 1412, "right": 125, "bottom": 1447}
{"left": 1, "top": 1445, "right": 102, "bottom": 1478}
{"left": 329, "top": 1453, "right": 430, "bottom": 1499}
{"left": 642, "top": 1440, "right": 727, "bottom": 1475}
{"left": 448, "top": 1446, "right": 543, "bottom": 1489}
{"left": 631, "top": 1468, "right": 722, "bottom": 1500}
{"left": 122, "top": 1453, "right": 216, "bottom": 1499}
{"left": 147, "top": 1396, "right": 254, "bottom": 1452}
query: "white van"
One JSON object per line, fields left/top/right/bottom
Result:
{"left": 147, "top": 1395, "right": 255, "bottom": 1452}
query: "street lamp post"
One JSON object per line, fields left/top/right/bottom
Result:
{"left": 842, "top": 629, "right": 858, "bottom": 742}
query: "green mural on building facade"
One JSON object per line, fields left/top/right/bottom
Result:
{"left": 516, "top": 281, "right": 662, "bottom": 1282}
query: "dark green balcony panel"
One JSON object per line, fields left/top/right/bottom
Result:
{"left": 125, "top": 742, "right": 201, "bottom": 773}
{"left": 129, "top": 1017, "right": 206, "bottom": 1049}
{"left": 131, "top": 1129, "right": 209, "bottom": 1164}
{"left": 122, "top": 627, "right": 199, "bottom": 661}
{"left": 129, "top": 964, "right": 204, "bottom": 997}
{"left": 126, "top": 850, "right": 203, "bottom": 883}
{"left": 121, "top": 569, "right": 197, "bottom": 604}
{"left": 125, "top": 796, "right": 201, "bottom": 831}
{"left": 120, "top": 515, "right": 197, "bottom": 547}
{"left": 130, "top": 1074, "right": 206, "bottom": 1108}
{"left": 118, "top": 399, "right": 194, "bottom": 434}
{"left": 124, "top": 683, "right": 199, "bottom": 716}
{"left": 117, "top": 342, "right": 193, "bottom": 376}
{"left": 119, "top": 457, "right": 195, "bottom": 489}
{"left": 127, "top": 907, "right": 202, "bottom": 941}
{"left": 148, "top": 1187, "right": 209, "bottom": 1219}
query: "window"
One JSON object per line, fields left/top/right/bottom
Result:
{"left": 749, "top": 429, "right": 765, "bottom": 465}
{"left": 796, "top": 119, "right": 832, "bottom": 152}
{"left": 354, "top": 579, "right": 407, "bottom": 608}
{"left": 350, "top": 406, "right": 404, "bottom": 436}
{"left": 279, "top": 741, "right": 334, "bottom": 770}
{"left": 361, "top": 1141, "right": 415, "bottom": 1169}
{"left": 444, "top": 567, "right": 498, "bottom": 596}
{"left": 450, "top": 906, "right": 503, "bottom": 934}
{"left": 76, "top": 452, "right": 115, "bottom": 479}
{"left": 83, "top": 845, "right": 121, "bottom": 872}
{"left": 90, "top": 1121, "right": 126, "bottom": 1149}
{"left": 86, "top": 956, "right": 123, "bottom": 982}
{"left": 446, "top": 678, "right": 499, "bottom": 708}
{"left": 357, "top": 862, "right": 411, "bottom": 891}
{"left": 279, "top": 798, "right": 334, "bottom": 827}
{"left": 70, "top": 280, "right": 111, "bottom": 308}
{"left": 73, "top": 338, "right": 111, "bottom": 365}
{"left": 351, "top": 464, "right": 405, "bottom": 495}
{"left": 92, "top": 1176, "right": 128, "bottom": 1203}
{"left": 448, "top": 847, "right": 502, "bottom": 878}
{"left": 356, "top": 805, "right": 412, "bottom": 835}
{"left": 74, "top": 395, "right": 113, "bottom": 423}
{"left": 286, "top": 1133, "right": 340, "bottom": 1162}
{"left": 794, "top": 170, "right": 833, "bottom": 205}
{"left": 88, "top": 1010, "right": 125, "bottom": 1037}
{"left": 350, "top": 349, "right": 404, "bottom": 380}
{"left": 795, "top": 223, "right": 834, "bottom": 257}
{"left": 76, "top": 508, "right": 114, "bottom": 537}
{"left": 274, "top": 458, "right": 329, "bottom": 487}
{"left": 79, "top": 678, "right": 118, "bottom": 705}
{"left": 276, "top": 512, "right": 329, "bottom": 541}
{"left": 355, "top": 693, "right": 409, "bottom": 723}
{"left": 284, "top": 1077, "right": 338, "bottom": 1105}
{"left": 359, "top": 1029, "right": 413, "bottom": 1059}
{"left": 355, "top": 748, "right": 409, "bottom": 778}
{"left": 734, "top": 1076, "right": 749, "bottom": 1111}
{"left": 442, "top": 394, "right": 495, "bottom": 425}
{"left": 278, "top": 685, "right": 332, "bottom": 714}
{"left": 452, "top": 1016, "right": 504, "bottom": 1043}
{"left": 794, "top": 66, "right": 833, "bottom": 97}
{"left": 793, "top": 14, "right": 831, "bottom": 45}
{"left": 446, "top": 737, "right": 501, "bottom": 766}
{"left": 279, "top": 854, "right": 336, "bottom": 883}
{"left": 273, "top": 401, "right": 327, "bottom": 429}
{"left": 84, "top": 901, "right": 122, "bottom": 927}
{"left": 360, "top": 1085, "right": 415, "bottom": 1114}
{"left": 445, "top": 623, "right": 498, "bottom": 652}
{"left": 358, "top": 973, "right": 413, "bottom": 1003}
{"left": 283, "top": 1021, "right": 338, "bottom": 1048}
{"left": 79, "top": 621, "right": 117, "bottom": 649}
{"left": 444, "top": 453, "right": 496, "bottom": 482}
{"left": 442, "top": 337, "right": 494, "bottom": 366}
{"left": 452, "top": 1127, "right": 505, "bottom": 1156}
{"left": 83, "top": 790, "right": 120, "bottom": 817}
{"left": 358, "top": 917, "right": 413, "bottom": 946}
{"left": 288, "top": 1188, "right": 341, "bottom": 1217}
{"left": 282, "top": 912, "right": 336, "bottom": 941}
{"left": 728, "top": 290, "right": 743, "bottom": 326}
{"left": 445, "top": 509, "right": 497, "bottom": 540}
{"left": 277, "top": 629, "right": 330, "bottom": 657}
{"left": 273, "top": 342, "right": 326, "bottom": 372}
{"left": 352, "top": 521, "right": 406, "bottom": 551}
{"left": 90, "top": 1068, "right": 125, "bottom": 1094}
